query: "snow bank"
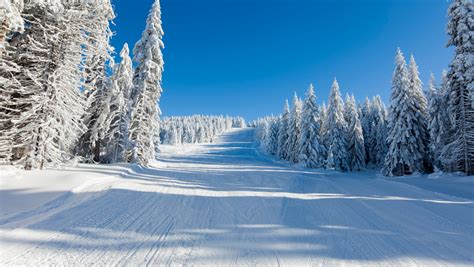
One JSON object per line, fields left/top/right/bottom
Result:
{"left": 0, "top": 165, "right": 117, "bottom": 218}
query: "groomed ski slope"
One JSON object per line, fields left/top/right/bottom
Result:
{"left": 1, "top": 128, "right": 473, "bottom": 266}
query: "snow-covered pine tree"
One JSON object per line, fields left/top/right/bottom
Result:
{"left": 267, "top": 117, "right": 280, "bottom": 155}
{"left": 326, "top": 79, "right": 349, "bottom": 171}
{"left": 344, "top": 94, "right": 353, "bottom": 125}
{"left": 127, "top": 0, "right": 165, "bottom": 166}
{"left": 298, "top": 84, "right": 326, "bottom": 168}
{"left": 256, "top": 117, "right": 270, "bottom": 152}
{"left": 103, "top": 43, "right": 133, "bottom": 163}
{"left": 76, "top": 0, "right": 115, "bottom": 163}
{"left": 438, "top": 70, "right": 455, "bottom": 171}
{"left": 0, "top": 0, "right": 88, "bottom": 169}
{"left": 407, "top": 55, "right": 432, "bottom": 173}
{"left": 346, "top": 95, "right": 365, "bottom": 171}
{"left": 0, "top": 0, "right": 23, "bottom": 163}
{"left": 384, "top": 49, "right": 431, "bottom": 176}
{"left": 384, "top": 49, "right": 410, "bottom": 176}
{"left": 277, "top": 100, "right": 290, "bottom": 161}
{"left": 287, "top": 93, "right": 303, "bottom": 163}
{"left": 370, "top": 95, "right": 388, "bottom": 166}
{"left": 443, "top": 0, "right": 474, "bottom": 175}
{"left": 359, "top": 97, "right": 373, "bottom": 164}
{"left": 427, "top": 73, "right": 443, "bottom": 169}
{"left": 320, "top": 102, "right": 328, "bottom": 146}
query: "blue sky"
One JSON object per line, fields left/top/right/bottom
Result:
{"left": 112, "top": 0, "right": 452, "bottom": 121}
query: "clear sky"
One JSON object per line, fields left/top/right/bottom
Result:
{"left": 111, "top": 0, "right": 453, "bottom": 121}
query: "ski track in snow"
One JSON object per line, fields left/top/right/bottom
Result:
{"left": 0, "top": 128, "right": 473, "bottom": 266}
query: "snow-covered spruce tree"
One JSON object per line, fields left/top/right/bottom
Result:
{"left": 427, "top": 74, "right": 444, "bottom": 170}
{"left": 253, "top": 116, "right": 280, "bottom": 155}
{"left": 0, "top": 0, "right": 53, "bottom": 165}
{"left": 345, "top": 95, "right": 365, "bottom": 171}
{"left": 407, "top": 55, "right": 432, "bottom": 173}
{"left": 384, "top": 49, "right": 431, "bottom": 176}
{"left": 359, "top": 97, "right": 373, "bottom": 164}
{"left": 443, "top": 0, "right": 474, "bottom": 175}
{"left": 370, "top": 95, "right": 388, "bottom": 166}
{"left": 127, "top": 0, "right": 165, "bottom": 166}
{"left": 267, "top": 117, "right": 280, "bottom": 155}
{"left": 256, "top": 117, "right": 271, "bottom": 152}
{"left": 287, "top": 93, "right": 303, "bottom": 163}
{"left": 0, "top": 0, "right": 23, "bottom": 163}
{"left": 343, "top": 94, "right": 353, "bottom": 125}
{"left": 438, "top": 70, "right": 456, "bottom": 170}
{"left": 326, "top": 79, "right": 349, "bottom": 171}
{"left": 102, "top": 43, "right": 133, "bottom": 163}
{"left": 320, "top": 102, "right": 328, "bottom": 144}
{"left": 76, "top": 0, "right": 115, "bottom": 163}
{"left": 0, "top": 0, "right": 88, "bottom": 169}
{"left": 298, "top": 84, "right": 326, "bottom": 168}
{"left": 277, "top": 100, "right": 291, "bottom": 161}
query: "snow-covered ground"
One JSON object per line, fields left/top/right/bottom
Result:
{"left": 0, "top": 128, "right": 473, "bottom": 266}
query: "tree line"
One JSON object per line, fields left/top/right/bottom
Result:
{"left": 254, "top": 0, "right": 473, "bottom": 176}
{"left": 160, "top": 115, "right": 245, "bottom": 145}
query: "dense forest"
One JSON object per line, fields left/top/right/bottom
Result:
{"left": 254, "top": 0, "right": 473, "bottom": 176}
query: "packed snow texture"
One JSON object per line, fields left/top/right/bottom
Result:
{"left": 0, "top": 128, "right": 473, "bottom": 266}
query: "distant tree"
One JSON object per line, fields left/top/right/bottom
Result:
{"left": 160, "top": 115, "right": 237, "bottom": 146}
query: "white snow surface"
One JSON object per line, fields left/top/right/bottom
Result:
{"left": 0, "top": 128, "right": 473, "bottom": 266}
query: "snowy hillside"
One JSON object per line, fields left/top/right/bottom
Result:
{"left": 1, "top": 128, "right": 472, "bottom": 266}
